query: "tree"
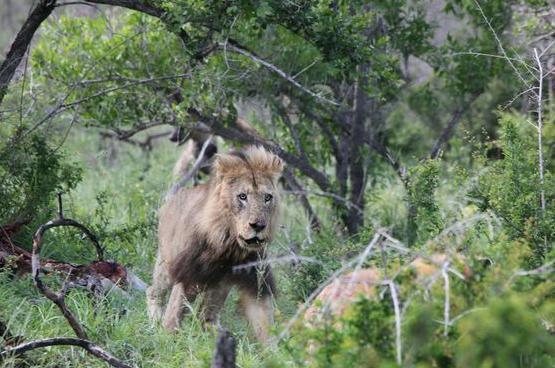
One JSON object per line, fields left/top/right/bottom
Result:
{"left": 0, "top": 0, "right": 528, "bottom": 237}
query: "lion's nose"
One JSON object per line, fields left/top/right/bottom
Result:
{"left": 249, "top": 220, "right": 266, "bottom": 232}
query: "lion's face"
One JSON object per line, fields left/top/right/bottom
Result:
{"left": 227, "top": 175, "right": 279, "bottom": 250}
{"left": 213, "top": 147, "right": 283, "bottom": 251}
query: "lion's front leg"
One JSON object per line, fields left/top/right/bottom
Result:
{"left": 146, "top": 253, "right": 172, "bottom": 323}
{"left": 162, "top": 283, "right": 187, "bottom": 331}
{"left": 235, "top": 265, "right": 276, "bottom": 343}
{"left": 239, "top": 291, "right": 274, "bottom": 343}
{"left": 200, "top": 282, "right": 231, "bottom": 328}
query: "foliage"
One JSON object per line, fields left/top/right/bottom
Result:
{"left": 471, "top": 113, "right": 554, "bottom": 265}
{"left": 456, "top": 294, "right": 555, "bottom": 368}
{"left": 406, "top": 159, "right": 443, "bottom": 246}
{"left": 0, "top": 132, "right": 81, "bottom": 226}
{"left": 288, "top": 297, "right": 394, "bottom": 367}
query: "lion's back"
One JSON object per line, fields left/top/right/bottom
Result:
{"left": 158, "top": 184, "right": 209, "bottom": 260}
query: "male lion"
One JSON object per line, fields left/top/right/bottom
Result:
{"left": 146, "top": 146, "right": 283, "bottom": 342}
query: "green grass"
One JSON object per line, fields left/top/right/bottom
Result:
{"left": 0, "top": 127, "right": 315, "bottom": 367}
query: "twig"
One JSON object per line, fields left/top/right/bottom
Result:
{"left": 505, "top": 260, "right": 554, "bottom": 288}
{"left": 222, "top": 43, "right": 339, "bottom": 107}
{"left": 445, "top": 307, "right": 487, "bottom": 326}
{"left": 383, "top": 279, "right": 402, "bottom": 365}
{"left": 24, "top": 74, "right": 189, "bottom": 138}
{"left": 533, "top": 48, "right": 546, "bottom": 213}
{"left": 281, "top": 168, "right": 321, "bottom": 231}
{"left": 232, "top": 255, "right": 323, "bottom": 272}
{"left": 282, "top": 189, "right": 364, "bottom": 214}
{"left": 473, "top": 0, "right": 531, "bottom": 89}
{"left": 276, "top": 256, "right": 361, "bottom": 341}
{"left": 100, "top": 130, "right": 172, "bottom": 151}
{"left": 430, "top": 93, "right": 480, "bottom": 159}
{"left": 0, "top": 337, "right": 133, "bottom": 368}
{"left": 441, "top": 262, "right": 450, "bottom": 337}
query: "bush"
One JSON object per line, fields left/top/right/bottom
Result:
{"left": 0, "top": 133, "right": 81, "bottom": 226}
{"left": 471, "top": 113, "right": 554, "bottom": 266}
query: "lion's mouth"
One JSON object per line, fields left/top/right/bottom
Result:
{"left": 239, "top": 236, "right": 266, "bottom": 249}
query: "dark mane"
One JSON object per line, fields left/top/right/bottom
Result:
{"left": 169, "top": 238, "right": 274, "bottom": 296}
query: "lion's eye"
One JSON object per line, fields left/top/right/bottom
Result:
{"left": 238, "top": 193, "right": 247, "bottom": 201}
{"left": 264, "top": 194, "right": 273, "bottom": 202}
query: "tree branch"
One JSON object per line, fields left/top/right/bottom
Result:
{"left": 429, "top": 93, "right": 480, "bottom": 159}
{"left": 0, "top": 0, "right": 57, "bottom": 106}
{"left": 187, "top": 108, "right": 333, "bottom": 192}
{"left": 166, "top": 135, "right": 214, "bottom": 198}
{"left": 100, "top": 130, "right": 172, "bottom": 151}
{"left": 85, "top": 0, "right": 163, "bottom": 17}
{"left": 365, "top": 135, "right": 407, "bottom": 182}
{"left": 281, "top": 168, "right": 321, "bottom": 230}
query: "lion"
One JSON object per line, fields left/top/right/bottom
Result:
{"left": 146, "top": 145, "right": 284, "bottom": 342}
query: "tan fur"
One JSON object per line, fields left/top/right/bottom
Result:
{"left": 147, "top": 146, "right": 283, "bottom": 341}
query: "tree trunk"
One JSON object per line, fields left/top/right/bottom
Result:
{"left": 346, "top": 69, "right": 369, "bottom": 234}
{"left": 0, "top": 0, "right": 57, "bottom": 106}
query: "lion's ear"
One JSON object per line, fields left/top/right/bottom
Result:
{"left": 245, "top": 146, "right": 284, "bottom": 182}
{"left": 213, "top": 153, "right": 243, "bottom": 179}
{"left": 268, "top": 155, "right": 284, "bottom": 181}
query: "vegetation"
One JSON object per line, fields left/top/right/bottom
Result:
{"left": 0, "top": 0, "right": 553, "bottom": 367}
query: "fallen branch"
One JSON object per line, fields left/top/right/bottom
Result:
{"left": 31, "top": 196, "right": 106, "bottom": 339}
{"left": 0, "top": 337, "right": 132, "bottom": 368}
{"left": 1, "top": 193, "right": 138, "bottom": 367}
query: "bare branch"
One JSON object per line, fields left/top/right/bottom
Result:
{"left": 383, "top": 279, "right": 402, "bottom": 365}
{"left": 441, "top": 262, "right": 450, "bottom": 337}
{"left": 364, "top": 135, "right": 406, "bottom": 182}
{"left": 473, "top": 0, "right": 531, "bottom": 88}
{"left": 533, "top": 48, "right": 546, "bottom": 213}
{"left": 0, "top": 337, "right": 133, "bottom": 368}
{"left": 31, "top": 194, "right": 107, "bottom": 339}
{"left": 100, "top": 130, "right": 172, "bottom": 150}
